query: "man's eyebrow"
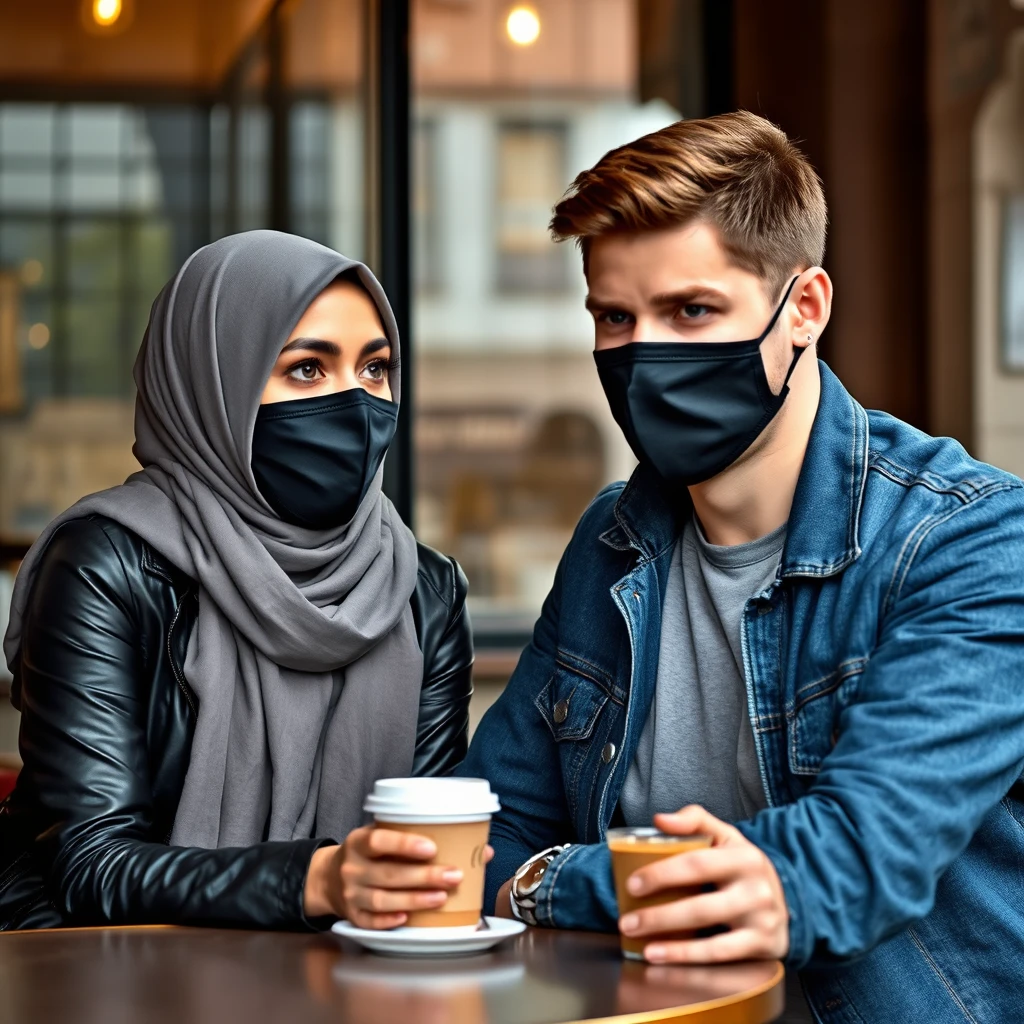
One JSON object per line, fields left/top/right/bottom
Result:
{"left": 584, "top": 295, "right": 620, "bottom": 313}
{"left": 280, "top": 337, "right": 341, "bottom": 357}
{"left": 649, "top": 287, "right": 730, "bottom": 306}
{"left": 584, "top": 287, "right": 730, "bottom": 313}
{"left": 358, "top": 337, "right": 390, "bottom": 359}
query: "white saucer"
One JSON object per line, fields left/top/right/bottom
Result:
{"left": 331, "top": 917, "right": 526, "bottom": 957}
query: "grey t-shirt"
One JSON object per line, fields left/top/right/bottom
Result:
{"left": 620, "top": 517, "right": 817, "bottom": 1024}
{"left": 620, "top": 516, "right": 785, "bottom": 827}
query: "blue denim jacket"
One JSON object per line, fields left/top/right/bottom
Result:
{"left": 459, "top": 363, "right": 1024, "bottom": 1024}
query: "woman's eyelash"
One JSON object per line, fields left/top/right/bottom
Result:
{"left": 285, "top": 357, "right": 324, "bottom": 375}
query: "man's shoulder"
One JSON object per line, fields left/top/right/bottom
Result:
{"left": 865, "top": 409, "right": 1023, "bottom": 507}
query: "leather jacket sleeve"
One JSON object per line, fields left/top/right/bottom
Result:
{"left": 12, "top": 519, "right": 328, "bottom": 929}
{"left": 410, "top": 546, "right": 474, "bottom": 778}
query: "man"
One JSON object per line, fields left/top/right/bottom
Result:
{"left": 457, "top": 111, "right": 1024, "bottom": 1023}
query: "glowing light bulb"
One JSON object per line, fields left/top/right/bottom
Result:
{"left": 506, "top": 6, "right": 541, "bottom": 47}
{"left": 92, "top": 0, "right": 122, "bottom": 27}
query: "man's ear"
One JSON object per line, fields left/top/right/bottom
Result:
{"left": 791, "top": 267, "right": 832, "bottom": 348}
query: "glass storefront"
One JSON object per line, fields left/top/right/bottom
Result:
{"left": 0, "top": 0, "right": 712, "bottom": 690}
{"left": 410, "top": 0, "right": 678, "bottom": 633}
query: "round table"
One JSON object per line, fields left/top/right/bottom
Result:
{"left": 0, "top": 926, "right": 784, "bottom": 1024}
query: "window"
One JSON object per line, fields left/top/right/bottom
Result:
{"left": 412, "top": 0, "right": 678, "bottom": 640}
{"left": 495, "top": 123, "right": 568, "bottom": 293}
{"left": 0, "top": 103, "right": 209, "bottom": 538}
{"left": 413, "top": 118, "right": 441, "bottom": 293}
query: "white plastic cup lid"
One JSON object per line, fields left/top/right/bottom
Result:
{"left": 363, "top": 777, "right": 500, "bottom": 822}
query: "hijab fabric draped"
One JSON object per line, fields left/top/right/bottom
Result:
{"left": 3, "top": 230, "right": 424, "bottom": 848}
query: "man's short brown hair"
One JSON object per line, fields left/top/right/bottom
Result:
{"left": 549, "top": 110, "right": 827, "bottom": 296}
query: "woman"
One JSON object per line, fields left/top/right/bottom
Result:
{"left": 0, "top": 231, "right": 473, "bottom": 931}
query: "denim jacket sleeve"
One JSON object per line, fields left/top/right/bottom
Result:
{"left": 739, "top": 483, "right": 1024, "bottom": 969}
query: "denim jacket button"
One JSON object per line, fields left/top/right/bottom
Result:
{"left": 632, "top": 591, "right": 641, "bottom": 602}
{"left": 553, "top": 699, "right": 569, "bottom": 724}
{"left": 601, "top": 742, "right": 616, "bottom": 764}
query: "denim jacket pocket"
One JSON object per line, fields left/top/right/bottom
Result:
{"left": 787, "top": 657, "right": 867, "bottom": 775}
{"left": 535, "top": 660, "right": 613, "bottom": 823}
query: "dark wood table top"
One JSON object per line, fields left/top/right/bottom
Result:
{"left": 0, "top": 925, "right": 784, "bottom": 1024}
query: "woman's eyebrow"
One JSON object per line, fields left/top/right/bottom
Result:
{"left": 358, "top": 337, "right": 390, "bottom": 359}
{"left": 280, "top": 337, "right": 341, "bottom": 357}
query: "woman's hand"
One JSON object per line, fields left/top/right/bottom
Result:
{"left": 304, "top": 826, "right": 489, "bottom": 929}
{"left": 618, "top": 806, "right": 790, "bottom": 963}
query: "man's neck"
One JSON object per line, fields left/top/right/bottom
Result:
{"left": 688, "top": 354, "right": 821, "bottom": 547}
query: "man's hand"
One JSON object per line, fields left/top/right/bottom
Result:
{"left": 618, "top": 806, "right": 789, "bottom": 964}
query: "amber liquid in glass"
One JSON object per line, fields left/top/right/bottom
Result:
{"left": 608, "top": 831, "right": 713, "bottom": 958}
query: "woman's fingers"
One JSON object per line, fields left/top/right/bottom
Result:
{"left": 347, "top": 885, "right": 449, "bottom": 915}
{"left": 353, "top": 859, "right": 464, "bottom": 891}
{"left": 363, "top": 827, "right": 438, "bottom": 860}
{"left": 346, "top": 908, "right": 409, "bottom": 931}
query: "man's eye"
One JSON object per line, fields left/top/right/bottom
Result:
{"left": 600, "top": 311, "right": 632, "bottom": 326}
{"left": 681, "top": 304, "right": 710, "bottom": 319}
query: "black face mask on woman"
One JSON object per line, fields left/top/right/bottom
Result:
{"left": 251, "top": 388, "right": 398, "bottom": 530}
{"left": 593, "top": 277, "right": 804, "bottom": 489}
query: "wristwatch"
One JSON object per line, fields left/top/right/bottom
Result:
{"left": 509, "top": 845, "right": 570, "bottom": 925}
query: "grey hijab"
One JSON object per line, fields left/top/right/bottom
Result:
{"left": 3, "top": 230, "right": 424, "bottom": 848}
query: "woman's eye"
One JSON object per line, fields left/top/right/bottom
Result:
{"left": 680, "top": 304, "right": 710, "bottom": 319}
{"left": 363, "top": 359, "right": 388, "bottom": 381}
{"left": 286, "top": 359, "right": 324, "bottom": 382}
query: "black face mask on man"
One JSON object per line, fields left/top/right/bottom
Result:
{"left": 251, "top": 388, "right": 398, "bottom": 530}
{"left": 593, "top": 277, "right": 804, "bottom": 489}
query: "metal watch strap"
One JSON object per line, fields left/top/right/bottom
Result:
{"left": 510, "top": 845, "right": 570, "bottom": 926}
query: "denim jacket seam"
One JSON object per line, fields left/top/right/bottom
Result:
{"left": 554, "top": 650, "right": 622, "bottom": 703}
{"left": 848, "top": 398, "right": 868, "bottom": 559}
{"left": 790, "top": 657, "right": 869, "bottom": 712}
{"left": 907, "top": 926, "right": 979, "bottom": 1024}
{"left": 883, "top": 501, "right": 978, "bottom": 613}
{"left": 869, "top": 453, "right": 1018, "bottom": 503}
{"left": 1000, "top": 796, "right": 1024, "bottom": 834}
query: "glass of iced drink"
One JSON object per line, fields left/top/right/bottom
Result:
{"left": 607, "top": 826, "right": 714, "bottom": 959}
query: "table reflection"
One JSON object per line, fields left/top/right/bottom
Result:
{"left": 324, "top": 928, "right": 781, "bottom": 1024}
{"left": 0, "top": 926, "right": 782, "bottom": 1024}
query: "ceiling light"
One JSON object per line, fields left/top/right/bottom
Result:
{"left": 93, "top": 0, "right": 122, "bottom": 26}
{"left": 506, "top": 6, "right": 541, "bottom": 47}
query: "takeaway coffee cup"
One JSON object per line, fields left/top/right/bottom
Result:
{"left": 363, "top": 777, "right": 500, "bottom": 929}
{"left": 607, "top": 827, "right": 714, "bottom": 959}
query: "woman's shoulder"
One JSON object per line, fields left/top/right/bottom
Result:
{"left": 33, "top": 515, "right": 192, "bottom": 596}
{"left": 414, "top": 542, "right": 469, "bottom": 616}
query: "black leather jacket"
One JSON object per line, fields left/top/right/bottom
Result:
{"left": 0, "top": 515, "right": 473, "bottom": 931}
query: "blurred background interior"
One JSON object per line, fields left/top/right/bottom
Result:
{"left": 3, "top": 0, "right": 1024, "bottom": 766}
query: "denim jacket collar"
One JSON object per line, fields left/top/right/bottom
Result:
{"left": 600, "top": 461, "right": 685, "bottom": 561}
{"left": 601, "top": 360, "right": 869, "bottom": 579}
{"left": 781, "top": 362, "right": 868, "bottom": 579}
